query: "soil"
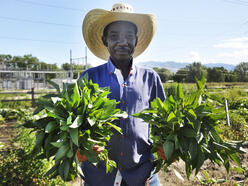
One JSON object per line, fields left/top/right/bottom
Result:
{"left": 70, "top": 150, "right": 248, "bottom": 186}
{"left": 158, "top": 153, "right": 248, "bottom": 186}
{"left": 1, "top": 121, "right": 247, "bottom": 186}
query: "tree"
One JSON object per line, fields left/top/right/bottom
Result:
{"left": 234, "top": 62, "right": 248, "bottom": 82}
{"left": 62, "top": 63, "right": 70, "bottom": 71}
{"left": 173, "top": 68, "right": 188, "bottom": 82}
{"left": 185, "top": 62, "right": 207, "bottom": 82}
{"left": 153, "top": 67, "right": 171, "bottom": 82}
{"left": 207, "top": 67, "right": 227, "bottom": 82}
{"left": 0, "top": 54, "right": 12, "bottom": 63}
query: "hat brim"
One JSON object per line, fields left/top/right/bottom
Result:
{"left": 83, "top": 9, "right": 157, "bottom": 61}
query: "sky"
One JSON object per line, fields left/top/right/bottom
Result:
{"left": 0, "top": 0, "right": 248, "bottom": 67}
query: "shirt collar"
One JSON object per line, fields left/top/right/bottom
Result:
{"left": 107, "top": 58, "right": 136, "bottom": 76}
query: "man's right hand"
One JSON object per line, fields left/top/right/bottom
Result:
{"left": 157, "top": 145, "right": 165, "bottom": 160}
{"left": 76, "top": 145, "right": 104, "bottom": 162}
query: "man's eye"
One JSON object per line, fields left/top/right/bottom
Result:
{"left": 127, "top": 34, "right": 134, "bottom": 39}
{"left": 110, "top": 34, "right": 118, "bottom": 39}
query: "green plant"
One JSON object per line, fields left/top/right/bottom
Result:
{"left": 21, "top": 76, "right": 126, "bottom": 181}
{"left": 196, "top": 170, "right": 226, "bottom": 185}
{"left": 133, "top": 76, "right": 245, "bottom": 178}
{"left": 0, "top": 128, "right": 66, "bottom": 186}
{"left": 0, "top": 108, "right": 20, "bottom": 120}
{"left": 0, "top": 141, "right": 4, "bottom": 150}
{"left": 0, "top": 114, "right": 5, "bottom": 124}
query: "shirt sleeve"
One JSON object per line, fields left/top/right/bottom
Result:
{"left": 150, "top": 71, "right": 166, "bottom": 103}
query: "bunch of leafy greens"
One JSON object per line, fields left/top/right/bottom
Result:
{"left": 22, "top": 76, "right": 127, "bottom": 181}
{"left": 133, "top": 76, "right": 245, "bottom": 178}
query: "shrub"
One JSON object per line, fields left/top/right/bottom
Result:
{"left": 0, "top": 128, "right": 66, "bottom": 185}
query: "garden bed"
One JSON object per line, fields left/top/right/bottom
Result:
{"left": 158, "top": 147, "right": 248, "bottom": 185}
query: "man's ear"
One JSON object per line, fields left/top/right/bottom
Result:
{"left": 102, "top": 36, "right": 108, "bottom": 47}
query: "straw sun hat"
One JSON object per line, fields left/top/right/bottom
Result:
{"left": 82, "top": 3, "right": 157, "bottom": 61}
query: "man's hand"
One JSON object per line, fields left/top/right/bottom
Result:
{"left": 92, "top": 144, "right": 104, "bottom": 154}
{"left": 76, "top": 149, "right": 87, "bottom": 162}
{"left": 157, "top": 145, "right": 165, "bottom": 160}
{"left": 157, "top": 145, "right": 177, "bottom": 162}
{"left": 76, "top": 145, "right": 104, "bottom": 162}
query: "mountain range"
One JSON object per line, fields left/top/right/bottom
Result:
{"left": 138, "top": 61, "right": 236, "bottom": 72}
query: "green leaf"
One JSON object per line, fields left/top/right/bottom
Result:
{"left": 168, "top": 95, "right": 175, "bottom": 103}
{"left": 71, "top": 82, "right": 80, "bottom": 107}
{"left": 229, "top": 153, "right": 241, "bottom": 166}
{"left": 63, "top": 159, "right": 70, "bottom": 181}
{"left": 167, "top": 112, "right": 176, "bottom": 123}
{"left": 69, "top": 128, "right": 78, "bottom": 146}
{"left": 51, "top": 97, "right": 61, "bottom": 104}
{"left": 185, "top": 90, "right": 201, "bottom": 107}
{"left": 48, "top": 80, "right": 60, "bottom": 93}
{"left": 55, "top": 143, "right": 69, "bottom": 161}
{"left": 70, "top": 115, "right": 83, "bottom": 128}
{"left": 174, "top": 135, "right": 180, "bottom": 150}
{"left": 105, "top": 122, "right": 122, "bottom": 134}
{"left": 45, "top": 121, "right": 57, "bottom": 133}
{"left": 33, "top": 131, "right": 46, "bottom": 150}
{"left": 156, "top": 98, "right": 164, "bottom": 111}
{"left": 51, "top": 141, "right": 63, "bottom": 148}
{"left": 67, "top": 149, "right": 74, "bottom": 158}
{"left": 35, "top": 99, "right": 55, "bottom": 111}
{"left": 189, "top": 139, "right": 198, "bottom": 161}
{"left": 87, "top": 118, "right": 96, "bottom": 126}
{"left": 187, "top": 109, "right": 197, "bottom": 120}
{"left": 182, "top": 128, "right": 197, "bottom": 138}
{"left": 177, "top": 83, "right": 184, "bottom": 99}
{"left": 58, "top": 161, "right": 65, "bottom": 180}
{"left": 163, "top": 99, "right": 171, "bottom": 112}
{"left": 20, "top": 120, "right": 37, "bottom": 128}
{"left": 163, "top": 140, "right": 174, "bottom": 161}
{"left": 33, "top": 106, "right": 44, "bottom": 115}
{"left": 67, "top": 115, "right": 72, "bottom": 125}
{"left": 195, "top": 74, "right": 206, "bottom": 91}
{"left": 113, "top": 111, "right": 128, "bottom": 119}
{"left": 195, "top": 149, "right": 205, "bottom": 174}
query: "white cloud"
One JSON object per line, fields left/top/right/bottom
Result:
{"left": 214, "top": 37, "right": 248, "bottom": 49}
{"left": 189, "top": 51, "right": 201, "bottom": 62}
{"left": 218, "top": 49, "right": 248, "bottom": 58}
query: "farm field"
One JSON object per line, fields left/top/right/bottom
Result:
{"left": 0, "top": 82, "right": 247, "bottom": 186}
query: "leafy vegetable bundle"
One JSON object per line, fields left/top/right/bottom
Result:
{"left": 133, "top": 76, "right": 245, "bottom": 178}
{"left": 22, "top": 77, "right": 126, "bottom": 181}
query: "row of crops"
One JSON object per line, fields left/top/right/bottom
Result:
{"left": 0, "top": 79, "right": 248, "bottom": 185}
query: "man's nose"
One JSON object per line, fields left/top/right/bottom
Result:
{"left": 118, "top": 35, "right": 128, "bottom": 46}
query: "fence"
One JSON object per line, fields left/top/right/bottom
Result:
{"left": 0, "top": 88, "right": 55, "bottom": 107}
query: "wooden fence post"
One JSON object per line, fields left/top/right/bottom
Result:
{"left": 31, "top": 88, "right": 35, "bottom": 107}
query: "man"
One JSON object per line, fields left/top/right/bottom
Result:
{"left": 80, "top": 3, "right": 165, "bottom": 186}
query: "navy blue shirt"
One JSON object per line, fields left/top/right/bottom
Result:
{"left": 81, "top": 58, "right": 165, "bottom": 186}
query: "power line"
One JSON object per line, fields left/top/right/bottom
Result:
{"left": 14, "top": 0, "right": 82, "bottom": 12}
{"left": 0, "top": 16, "right": 81, "bottom": 27}
{"left": 0, "top": 36, "right": 81, "bottom": 45}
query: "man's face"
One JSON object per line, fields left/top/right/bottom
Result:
{"left": 102, "top": 21, "right": 138, "bottom": 62}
